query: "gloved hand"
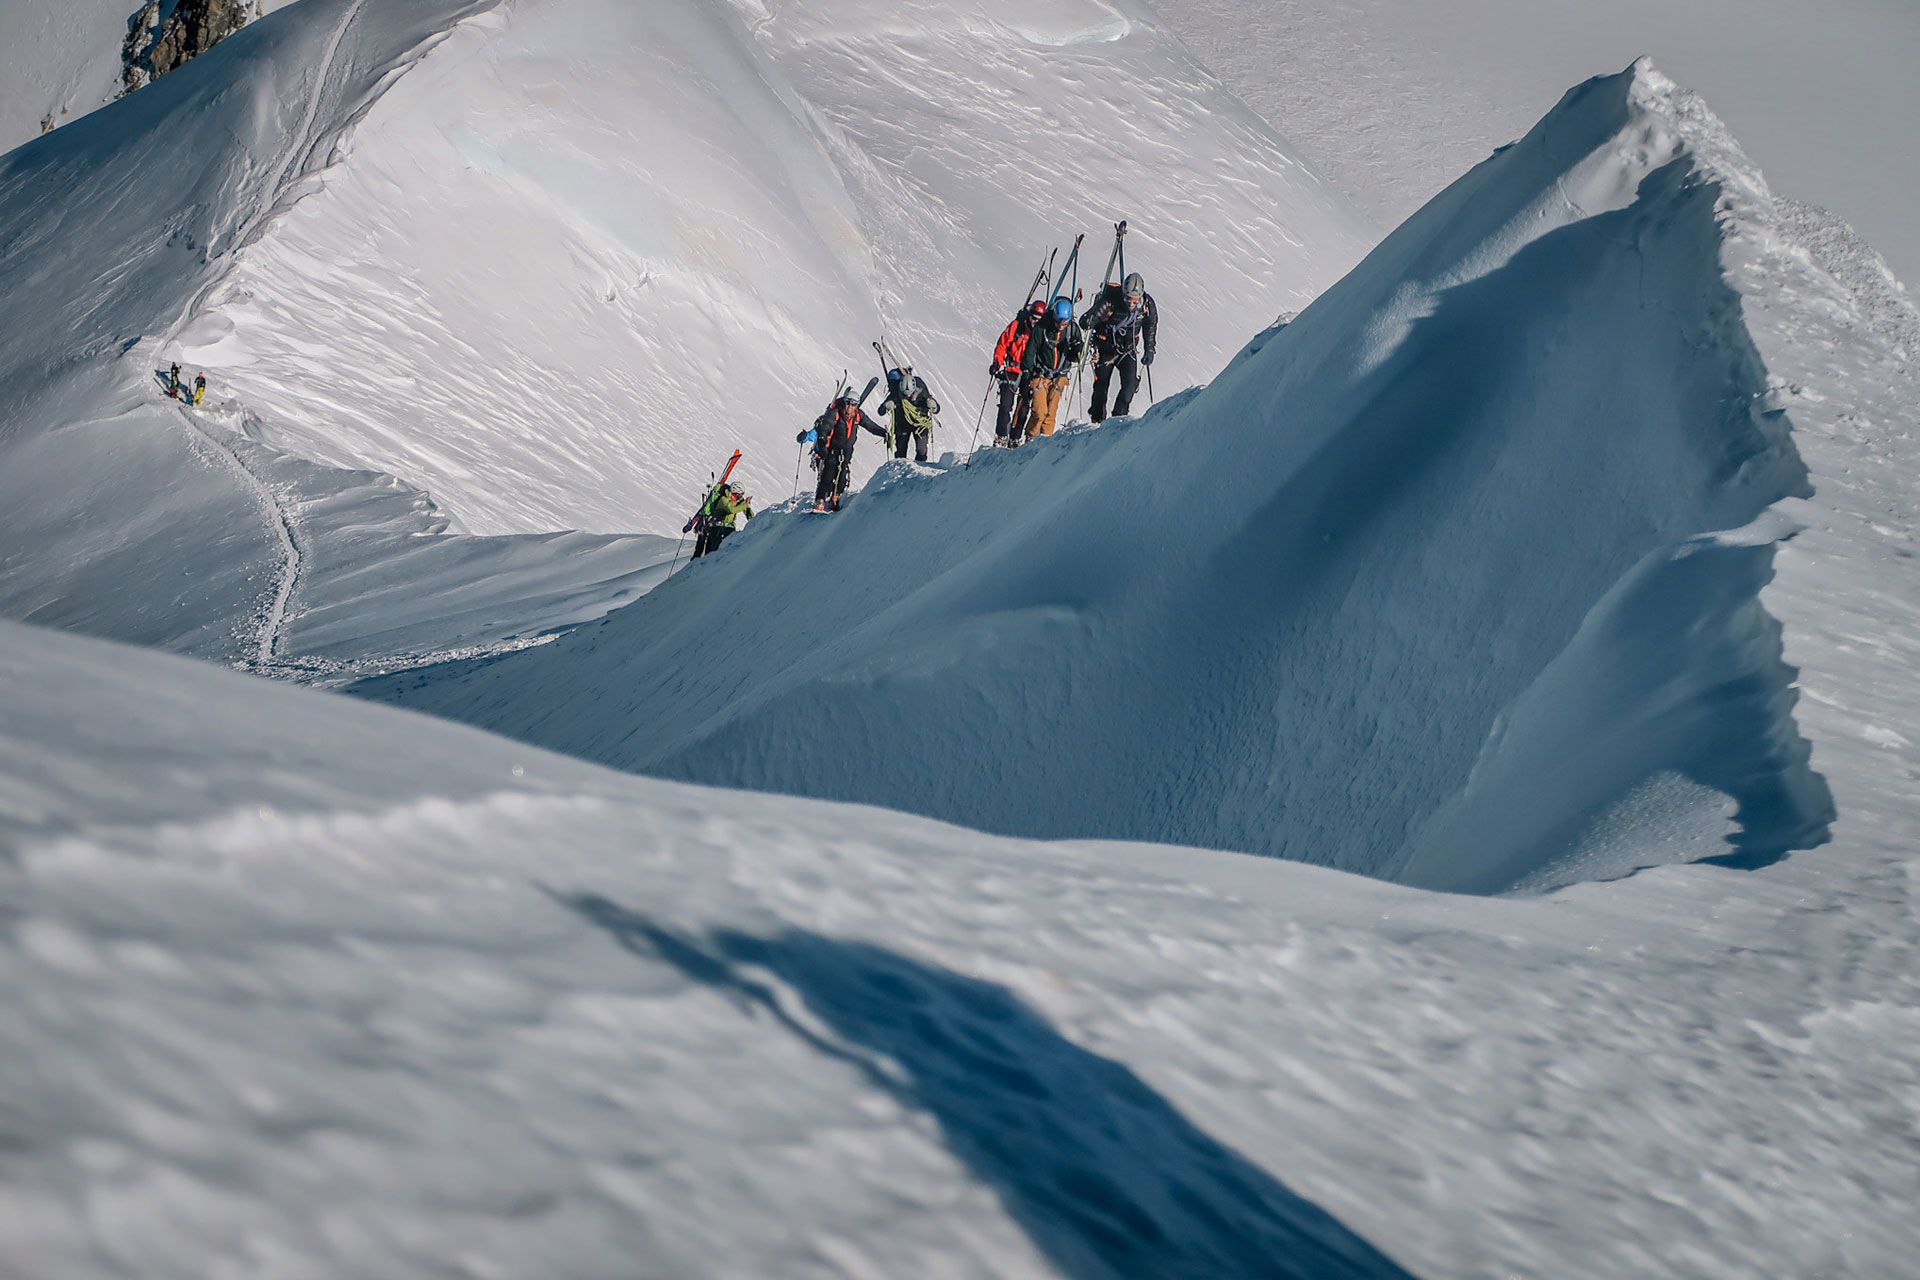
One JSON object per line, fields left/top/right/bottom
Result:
{"left": 797, "top": 427, "right": 816, "bottom": 444}
{"left": 1143, "top": 351, "right": 1154, "bottom": 368}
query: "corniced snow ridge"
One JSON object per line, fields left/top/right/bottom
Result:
{"left": 365, "top": 60, "right": 1837, "bottom": 893}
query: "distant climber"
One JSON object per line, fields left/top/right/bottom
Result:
{"left": 991, "top": 300, "right": 1043, "bottom": 446}
{"left": 1081, "top": 271, "right": 1157, "bottom": 423}
{"left": 192, "top": 373, "right": 206, "bottom": 405}
{"left": 690, "top": 482, "right": 753, "bottom": 558}
{"left": 1021, "top": 297, "right": 1084, "bottom": 440}
{"left": 876, "top": 366, "right": 939, "bottom": 463}
{"left": 166, "top": 362, "right": 182, "bottom": 398}
{"left": 803, "top": 387, "right": 885, "bottom": 511}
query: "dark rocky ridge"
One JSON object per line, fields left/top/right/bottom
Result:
{"left": 121, "top": 0, "right": 258, "bottom": 94}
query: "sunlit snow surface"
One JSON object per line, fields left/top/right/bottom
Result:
{"left": 366, "top": 64, "right": 1839, "bottom": 892}
{"left": 0, "top": 0, "right": 671, "bottom": 678}
{"left": 0, "top": 0, "right": 1918, "bottom": 1276}
{"left": 172, "top": 0, "right": 1369, "bottom": 534}
{"left": 3, "top": 597, "right": 1917, "bottom": 1277}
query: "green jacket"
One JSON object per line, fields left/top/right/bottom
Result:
{"left": 702, "top": 486, "right": 753, "bottom": 529}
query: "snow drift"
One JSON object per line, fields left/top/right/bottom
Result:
{"left": 11, "top": 606, "right": 1914, "bottom": 1278}
{"left": 365, "top": 61, "right": 1834, "bottom": 891}
{"left": 0, "top": 0, "right": 1367, "bottom": 671}
{"left": 171, "top": 0, "right": 1370, "bottom": 535}
{"left": 0, "top": 0, "right": 669, "bottom": 674}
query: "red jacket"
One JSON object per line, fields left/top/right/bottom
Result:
{"left": 993, "top": 315, "right": 1033, "bottom": 371}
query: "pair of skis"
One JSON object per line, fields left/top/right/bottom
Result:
{"left": 670, "top": 448, "right": 742, "bottom": 577}
{"left": 965, "top": 245, "right": 1067, "bottom": 466}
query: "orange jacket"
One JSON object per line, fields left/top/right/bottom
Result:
{"left": 993, "top": 315, "right": 1033, "bottom": 371}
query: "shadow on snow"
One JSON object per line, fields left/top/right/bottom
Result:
{"left": 562, "top": 891, "right": 1418, "bottom": 1280}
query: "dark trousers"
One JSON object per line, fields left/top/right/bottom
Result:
{"left": 994, "top": 377, "right": 1031, "bottom": 441}
{"left": 815, "top": 445, "right": 853, "bottom": 508}
{"left": 1089, "top": 349, "right": 1140, "bottom": 422}
{"left": 892, "top": 423, "right": 930, "bottom": 462}
{"left": 691, "top": 525, "right": 731, "bottom": 559}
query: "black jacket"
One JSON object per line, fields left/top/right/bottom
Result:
{"left": 813, "top": 399, "right": 885, "bottom": 452}
{"left": 1021, "top": 317, "right": 1084, "bottom": 380}
{"left": 1080, "top": 285, "right": 1158, "bottom": 364}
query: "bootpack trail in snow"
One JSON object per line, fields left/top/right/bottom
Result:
{"left": 170, "top": 396, "right": 303, "bottom": 667}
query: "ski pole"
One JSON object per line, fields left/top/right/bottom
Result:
{"left": 1146, "top": 364, "right": 1155, "bottom": 406}
{"left": 965, "top": 376, "right": 994, "bottom": 467}
{"left": 792, "top": 441, "right": 804, "bottom": 499}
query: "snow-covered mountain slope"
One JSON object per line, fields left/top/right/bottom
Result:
{"left": 0, "top": 2, "right": 311, "bottom": 151}
{"left": 169, "top": 0, "right": 1372, "bottom": 535}
{"left": 364, "top": 61, "right": 1841, "bottom": 892}
{"left": 1156, "top": 0, "right": 1920, "bottom": 294}
{"left": 5, "top": 603, "right": 1917, "bottom": 1278}
{"left": 0, "top": 0, "right": 668, "bottom": 673}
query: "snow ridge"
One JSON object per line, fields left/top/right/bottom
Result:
{"left": 363, "top": 60, "right": 1834, "bottom": 892}
{"left": 0, "top": 0, "right": 669, "bottom": 673}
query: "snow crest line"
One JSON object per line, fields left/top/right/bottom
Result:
{"left": 235, "top": 0, "right": 370, "bottom": 254}
{"left": 174, "top": 404, "right": 301, "bottom": 665}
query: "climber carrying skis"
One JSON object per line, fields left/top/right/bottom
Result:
{"left": 1081, "top": 271, "right": 1156, "bottom": 422}
{"left": 876, "top": 365, "right": 940, "bottom": 463}
{"left": 803, "top": 383, "right": 884, "bottom": 511}
{"left": 690, "top": 481, "right": 753, "bottom": 559}
{"left": 166, "top": 363, "right": 182, "bottom": 398}
{"left": 991, "top": 300, "right": 1044, "bottom": 445}
{"left": 1021, "top": 297, "right": 1084, "bottom": 440}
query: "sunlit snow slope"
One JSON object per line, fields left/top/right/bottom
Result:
{"left": 0, "top": 0, "right": 671, "bottom": 675}
{"left": 170, "top": 0, "right": 1371, "bottom": 534}
{"left": 6, "top": 599, "right": 1917, "bottom": 1277}
{"left": 367, "top": 63, "right": 1838, "bottom": 892}
{"left": 0, "top": 1, "right": 280, "bottom": 149}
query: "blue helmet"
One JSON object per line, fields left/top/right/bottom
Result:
{"left": 1051, "top": 296, "right": 1073, "bottom": 321}
{"left": 888, "top": 367, "right": 906, "bottom": 385}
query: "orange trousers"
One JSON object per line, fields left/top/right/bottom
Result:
{"left": 1025, "top": 375, "right": 1068, "bottom": 437}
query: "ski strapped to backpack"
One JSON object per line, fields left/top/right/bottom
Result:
{"left": 874, "top": 338, "right": 925, "bottom": 454}
{"left": 969, "top": 247, "right": 1061, "bottom": 466}
{"left": 798, "top": 373, "right": 850, "bottom": 497}
{"left": 670, "top": 448, "right": 742, "bottom": 577}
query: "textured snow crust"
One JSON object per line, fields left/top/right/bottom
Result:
{"left": 0, "top": 2, "right": 1917, "bottom": 1276}
{"left": 3, "top": 602, "right": 1916, "bottom": 1278}
{"left": 0, "top": 0, "right": 669, "bottom": 677}
{"left": 365, "top": 62, "right": 1835, "bottom": 892}
{"left": 169, "top": 0, "right": 1370, "bottom": 535}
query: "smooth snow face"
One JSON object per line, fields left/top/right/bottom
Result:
{"left": 4, "top": 615, "right": 1917, "bottom": 1278}
{"left": 0, "top": 0, "right": 670, "bottom": 675}
{"left": 172, "top": 0, "right": 1371, "bottom": 535}
{"left": 1155, "top": 0, "right": 1920, "bottom": 292}
{"left": 361, "top": 63, "right": 1832, "bottom": 891}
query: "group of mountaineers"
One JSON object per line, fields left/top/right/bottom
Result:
{"left": 680, "top": 222, "right": 1159, "bottom": 560}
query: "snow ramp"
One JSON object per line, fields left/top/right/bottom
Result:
{"left": 363, "top": 61, "right": 1835, "bottom": 892}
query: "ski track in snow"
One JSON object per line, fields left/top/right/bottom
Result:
{"left": 241, "top": 0, "right": 369, "bottom": 250}
{"left": 148, "top": 0, "right": 370, "bottom": 670}
{"left": 171, "top": 400, "right": 303, "bottom": 667}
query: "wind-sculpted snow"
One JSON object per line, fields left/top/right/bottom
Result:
{"left": 365, "top": 62, "right": 1833, "bottom": 891}
{"left": 169, "top": 0, "right": 1370, "bottom": 535}
{"left": 4, "top": 612, "right": 1916, "bottom": 1277}
{"left": 0, "top": 0, "right": 666, "bottom": 671}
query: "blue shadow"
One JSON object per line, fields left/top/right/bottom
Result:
{"left": 563, "top": 892, "right": 1419, "bottom": 1280}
